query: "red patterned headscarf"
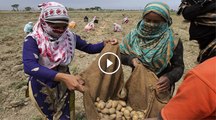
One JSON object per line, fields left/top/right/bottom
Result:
{"left": 28, "top": 2, "right": 76, "bottom": 69}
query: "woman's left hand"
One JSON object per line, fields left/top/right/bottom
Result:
{"left": 103, "top": 38, "right": 118, "bottom": 45}
{"left": 156, "top": 75, "right": 170, "bottom": 93}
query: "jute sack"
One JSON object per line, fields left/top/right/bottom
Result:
{"left": 80, "top": 44, "right": 125, "bottom": 120}
{"left": 125, "top": 64, "right": 172, "bottom": 118}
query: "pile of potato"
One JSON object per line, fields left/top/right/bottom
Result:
{"left": 94, "top": 97, "right": 146, "bottom": 120}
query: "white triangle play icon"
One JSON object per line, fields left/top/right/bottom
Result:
{"left": 107, "top": 59, "right": 113, "bottom": 68}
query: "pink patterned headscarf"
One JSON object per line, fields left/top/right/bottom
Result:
{"left": 28, "top": 2, "right": 76, "bottom": 69}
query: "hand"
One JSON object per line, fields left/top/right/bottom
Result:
{"left": 103, "top": 38, "right": 118, "bottom": 45}
{"left": 156, "top": 75, "right": 170, "bottom": 93}
{"left": 75, "top": 75, "right": 85, "bottom": 85}
{"left": 131, "top": 58, "right": 140, "bottom": 67}
{"left": 55, "top": 73, "right": 84, "bottom": 93}
{"left": 64, "top": 74, "right": 85, "bottom": 92}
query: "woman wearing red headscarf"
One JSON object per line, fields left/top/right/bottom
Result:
{"left": 22, "top": 2, "right": 117, "bottom": 119}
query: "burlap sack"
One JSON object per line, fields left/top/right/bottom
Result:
{"left": 125, "top": 64, "right": 172, "bottom": 118}
{"left": 80, "top": 44, "right": 125, "bottom": 120}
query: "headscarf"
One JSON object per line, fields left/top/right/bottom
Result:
{"left": 68, "top": 21, "right": 76, "bottom": 29}
{"left": 197, "top": 38, "right": 216, "bottom": 63}
{"left": 27, "top": 2, "right": 76, "bottom": 69}
{"left": 113, "top": 23, "right": 122, "bottom": 32}
{"left": 122, "top": 17, "right": 129, "bottom": 24}
{"left": 120, "top": 2, "right": 178, "bottom": 75}
{"left": 24, "top": 22, "right": 33, "bottom": 34}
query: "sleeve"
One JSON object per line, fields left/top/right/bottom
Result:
{"left": 75, "top": 35, "right": 104, "bottom": 54}
{"left": 182, "top": 2, "right": 216, "bottom": 20}
{"left": 22, "top": 36, "right": 58, "bottom": 81}
{"left": 161, "top": 71, "right": 216, "bottom": 119}
{"left": 120, "top": 53, "right": 135, "bottom": 67}
{"left": 165, "top": 40, "right": 184, "bottom": 85}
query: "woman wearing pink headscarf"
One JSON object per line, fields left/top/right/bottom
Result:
{"left": 22, "top": 2, "right": 117, "bottom": 119}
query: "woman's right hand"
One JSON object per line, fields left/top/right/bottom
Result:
{"left": 103, "top": 38, "right": 118, "bottom": 45}
{"left": 55, "top": 73, "right": 84, "bottom": 93}
{"left": 132, "top": 58, "right": 140, "bottom": 67}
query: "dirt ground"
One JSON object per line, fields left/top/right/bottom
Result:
{"left": 0, "top": 11, "right": 199, "bottom": 120}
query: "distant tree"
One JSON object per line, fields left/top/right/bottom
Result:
{"left": 68, "top": 7, "right": 74, "bottom": 11}
{"left": 77, "top": 8, "right": 84, "bottom": 11}
{"left": 85, "top": 8, "right": 90, "bottom": 11}
{"left": 11, "top": 4, "right": 15, "bottom": 11}
{"left": 84, "top": 7, "right": 102, "bottom": 11}
{"left": 90, "top": 7, "right": 95, "bottom": 10}
{"left": 12, "top": 4, "right": 19, "bottom": 11}
{"left": 25, "top": 7, "right": 32, "bottom": 11}
{"left": 94, "top": 6, "right": 102, "bottom": 11}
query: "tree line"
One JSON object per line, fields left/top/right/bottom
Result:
{"left": 11, "top": 4, "right": 102, "bottom": 11}
{"left": 66, "top": 6, "right": 102, "bottom": 11}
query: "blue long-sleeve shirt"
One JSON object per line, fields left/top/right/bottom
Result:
{"left": 22, "top": 34, "right": 104, "bottom": 82}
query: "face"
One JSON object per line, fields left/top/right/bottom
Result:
{"left": 46, "top": 22, "right": 68, "bottom": 34}
{"left": 43, "top": 22, "right": 68, "bottom": 39}
{"left": 143, "top": 12, "right": 166, "bottom": 24}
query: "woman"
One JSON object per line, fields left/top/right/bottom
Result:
{"left": 24, "top": 22, "right": 33, "bottom": 34}
{"left": 22, "top": 2, "right": 117, "bottom": 120}
{"left": 120, "top": 2, "right": 184, "bottom": 93}
{"left": 113, "top": 23, "right": 122, "bottom": 32}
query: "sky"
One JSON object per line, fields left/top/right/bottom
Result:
{"left": 0, "top": 0, "right": 181, "bottom": 10}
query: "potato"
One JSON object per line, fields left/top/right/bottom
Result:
{"left": 96, "top": 103, "right": 101, "bottom": 110}
{"left": 94, "top": 98, "right": 147, "bottom": 120}
{"left": 126, "top": 106, "right": 133, "bottom": 112}
{"left": 101, "top": 108, "right": 109, "bottom": 114}
{"left": 138, "top": 113, "right": 144, "bottom": 119}
{"left": 137, "top": 111, "right": 144, "bottom": 118}
{"left": 137, "top": 111, "right": 142, "bottom": 116}
{"left": 118, "top": 100, "right": 126, "bottom": 107}
{"left": 143, "top": 109, "right": 147, "bottom": 114}
{"left": 105, "top": 101, "right": 112, "bottom": 109}
{"left": 116, "top": 117, "right": 122, "bottom": 120}
{"left": 116, "top": 104, "right": 122, "bottom": 111}
{"left": 96, "top": 97, "right": 100, "bottom": 102}
{"left": 109, "top": 114, "right": 116, "bottom": 119}
{"left": 102, "top": 115, "right": 110, "bottom": 120}
{"left": 94, "top": 102, "right": 98, "bottom": 106}
{"left": 121, "top": 107, "right": 126, "bottom": 112}
{"left": 123, "top": 109, "right": 130, "bottom": 118}
{"left": 122, "top": 116, "right": 126, "bottom": 120}
{"left": 125, "top": 116, "right": 131, "bottom": 120}
{"left": 132, "top": 114, "right": 139, "bottom": 120}
{"left": 98, "top": 101, "right": 106, "bottom": 109}
{"left": 130, "top": 111, "right": 136, "bottom": 117}
{"left": 100, "top": 118, "right": 108, "bottom": 120}
{"left": 116, "top": 111, "right": 123, "bottom": 118}
{"left": 111, "top": 101, "right": 118, "bottom": 108}
{"left": 109, "top": 108, "right": 116, "bottom": 114}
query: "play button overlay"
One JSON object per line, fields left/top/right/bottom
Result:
{"left": 98, "top": 52, "right": 121, "bottom": 74}
{"left": 107, "top": 59, "right": 113, "bottom": 68}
